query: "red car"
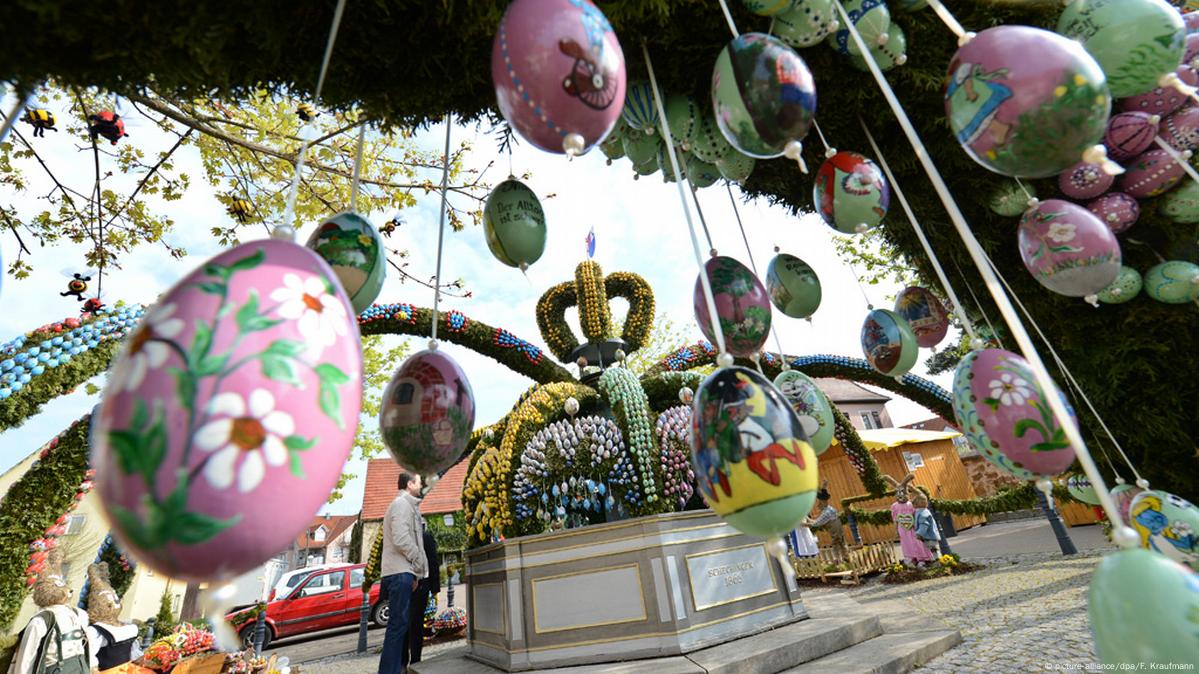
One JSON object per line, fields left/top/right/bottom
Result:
{"left": 225, "top": 564, "right": 386, "bottom": 648}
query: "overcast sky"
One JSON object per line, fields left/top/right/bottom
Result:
{"left": 0, "top": 93, "right": 957, "bottom": 517}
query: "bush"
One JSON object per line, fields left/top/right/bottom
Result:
{"left": 154, "top": 590, "right": 177, "bottom": 636}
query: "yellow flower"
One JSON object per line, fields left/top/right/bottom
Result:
{"left": 1073, "top": 74, "right": 1086, "bottom": 87}
{"left": 1054, "top": 85, "right": 1067, "bottom": 97}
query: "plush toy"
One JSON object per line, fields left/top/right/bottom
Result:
{"left": 911, "top": 491, "right": 943, "bottom": 563}
{"left": 8, "top": 547, "right": 92, "bottom": 674}
{"left": 85, "top": 563, "right": 139, "bottom": 673}
{"left": 808, "top": 479, "right": 849, "bottom": 561}
{"left": 885, "top": 472, "right": 934, "bottom": 565}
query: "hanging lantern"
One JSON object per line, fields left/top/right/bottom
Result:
{"left": 813, "top": 151, "right": 890, "bottom": 233}
{"left": 1097, "top": 265, "right": 1144, "bottom": 304}
{"left": 1057, "top": 0, "right": 1186, "bottom": 99}
{"left": 848, "top": 22, "right": 908, "bottom": 72}
{"left": 712, "top": 33, "right": 817, "bottom": 163}
{"left": 1119, "top": 64, "right": 1198, "bottom": 116}
{"left": 1144, "top": 260, "right": 1199, "bottom": 303}
{"left": 951, "top": 348, "right": 1078, "bottom": 480}
{"left": 1119, "top": 148, "right": 1188, "bottom": 198}
{"left": 989, "top": 179, "right": 1036, "bottom": 217}
{"left": 1058, "top": 161, "right": 1115, "bottom": 200}
{"left": 1104, "top": 111, "right": 1163, "bottom": 162}
{"left": 621, "top": 81, "right": 659, "bottom": 134}
{"left": 765, "top": 253, "right": 822, "bottom": 319}
{"left": 483, "top": 178, "right": 548, "bottom": 271}
{"left": 944, "top": 26, "right": 1111, "bottom": 178}
{"left": 94, "top": 240, "right": 363, "bottom": 580}
{"left": 690, "top": 366, "right": 819, "bottom": 537}
{"left": 1128, "top": 490, "right": 1199, "bottom": 569}
{"left": 716, "top": 151, "right": 757, "bottom": 184}
{"left": 827, "top": 0, "right": 891, "bottom": 56}
{"left": 693, "top": 256, "right": 773, "bottom": 358}
{"left": 893, "top": 286, "right": 949, "bottom": 348}
{"left": 660, "top": 95, "right": 701, "bottom": 151}
{"left": 773, "top": 0, "right": 839, "bottom": 49}
{"left": 1018, "top": 199, "right": 1122, "bottom": 298}
{"left": 861, "top": 309, "right": 918, "bottom": 378}
{"left": 1086, "top": 192, "right": 1140, "bottom": 233}
{"left": 1065, "top": 474, "right": 1102, "bottom": 505}
{"left": 773, "top": 369, "right": 835, "bottom": 454}
{"left": 380, "top": 349, "right": 476, "bottom": 476}
{"left": 491, "top": 0, "right": 626, "bottom": 155}
{"left": 304, "top": 211, "right": 386, "bottom": 315}
{"left": 1088, "top": 549, "right": 1199, "bottom": 666}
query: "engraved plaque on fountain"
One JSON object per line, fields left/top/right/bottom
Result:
{"left": 685, "top": 543, "right": 779, "bottom": 611}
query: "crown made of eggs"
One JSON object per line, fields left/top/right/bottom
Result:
{"left": 536, "top": 261, "right": 655, "bottom": 363}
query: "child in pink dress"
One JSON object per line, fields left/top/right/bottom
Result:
{"left": 885, "top": 473, "right": 934, "bottom": 564}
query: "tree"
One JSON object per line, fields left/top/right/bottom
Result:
{"left": 153, "top": 589, "right": 176, "bottom": 635}
{"left": 347, "top": 519, "right": 363, "bottom": 564}
{"left": 617, "top": 313, "right": 695, "bottom": 376}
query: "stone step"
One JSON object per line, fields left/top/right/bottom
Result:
{"left": 685, "top": 613, "right": 884, "bottom": 674}
{"left": 782, "top": 630, "right": 962, "bottom": 674}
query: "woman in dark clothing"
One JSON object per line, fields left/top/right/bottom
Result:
{"left": 403, "top": 526, "right": 440, "bottom": 667}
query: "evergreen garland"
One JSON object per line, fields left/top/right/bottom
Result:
{"left": 0, "top": 343, "right": 116, "bottom": 433}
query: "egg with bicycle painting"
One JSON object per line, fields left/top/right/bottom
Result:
{"left": 93, "top": 239, "right": 363, "bottom": 582}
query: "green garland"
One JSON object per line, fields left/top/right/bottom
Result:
{"left": 97, "top": 538, "right": 136, "bottom": 599}
{"left": 639, "top": 371, "right": 704, "bottom": 412}
{"left": 0, "top": 343, "right": 116, "bottom": 433}
{"left": 831, "top": 405, "right": 887, "bottom": 496}
{"left": 846, "top": 483, "right": 1083, "bottom": 526}
{"left": 0, "top": 417, "right": 91, "bottom": 631}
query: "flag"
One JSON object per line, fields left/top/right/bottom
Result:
{"left": 585, "top": 227, "right": 596, "bottom": 258}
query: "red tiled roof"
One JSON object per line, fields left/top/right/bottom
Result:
{"left": 902, "top": 416, "right": 958, "bottom": 432}
{"left": 362, "top": 458, "right": 402, "bottom": 521}
{"left": 420, "top": 459, "right": 469, "bottom": 516}
{"left": 293, "top": 515, "right": 358, "bottom": 551}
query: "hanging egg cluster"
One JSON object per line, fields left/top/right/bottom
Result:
{"left": 380, "top": 349, "right": 476, "bottom": 476}
{"left": 483, "top": 178, "right": 548, "bottom": 271}
{"left": 656, "top": 405, "right": 696, "bottom": 509}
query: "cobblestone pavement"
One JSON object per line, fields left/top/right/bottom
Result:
{"left": 296, "top": 637, "right": 461, "bottom": 674}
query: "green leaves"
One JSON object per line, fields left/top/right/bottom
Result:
{"left": 314, "top": 363, "right": 350, "bottom": 385}
{"left": 235, "top": 290, "right": 282, "bottom": 334}
{"left": 265, "top": 340, "right": 305, "bottom": 357}
{"left": 106, "top": 400, "right": 168, "bottom": 484}
{"left": 110, "top": 484, "right": 241, "bottom": 550}
{"left": 261, "top": 353, "right": 301, "bottom": 386}
{"left": 315, "top": 363, "right": 350, "bottom": 429}
{"left": 284, "top": 435, "right": 317, "bottom": 450}
{"left": 204, "top": 248, "right": 265, "bottom": 282}
{"left": 172, "top": 511, "right": 242, "bottom": 545}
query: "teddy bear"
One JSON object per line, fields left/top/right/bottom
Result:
{"left": 7, "top": 547, "right": 91, "bottom": 674}
{"left": 85, "top": 563, "right": 140, "bottom": 673}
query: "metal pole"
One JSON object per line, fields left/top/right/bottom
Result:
{"left": 930, "top": 507, "right": 954, "bottom": 556}
{"left": 252, "top": 607, "right": 266, "bottom": 655}
{"left": 1036, "top": 488, "right": 1077, "bottom": 556}
{"left": 356, "top": 589, "right": 371, "bottom": 654}
{"left": 142, "top": 618, "right": 156, "bottom": 648}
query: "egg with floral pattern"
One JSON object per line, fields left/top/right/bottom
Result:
{"left": 1129, "top": 490, "right": 1199, "bottom": 569}
{"left": 93, "top": 240, "right": 363, "bottom": 581}
{"left": 694, "top": 256, "right": 773, "bottom": 358}
{"left": 380, "top": 349, "right": 476, "bottom": 476}
{"left": 952, "top": 348, "right": 1078, "bottom": 480}
{"left": 1018, "top": 199, "right": 1121, "bottom": 297}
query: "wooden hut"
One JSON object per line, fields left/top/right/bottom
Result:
{"left": 811, "top": 428, "right": 986, "bottom": 546}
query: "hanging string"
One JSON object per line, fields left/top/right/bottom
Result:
{"left": 716, "top": 0, "right": 741, "bottom": 38}
{"left": 727, "top": 183, "right": 791, "bottom": 370}
{"left": 978, "top": 247, "right": 1145, "bottom": 485}
{"left": 0, "top": 91, "right": 30, "bottom": 145}
{"left": 847, "top": 263, "right": 874, "bottom": 310}
{"left": 859, "top": 116, "right": 979, "bottom": 344}
{"left": 429, "top": 116, "right": 454, "bottom": 348}
{"left": 811, "top": 119, "right": 833, "bottom": 156}
{"left": 1152, "top": 136, "right": 1199, "bottom": 188}
{"left": 953, "top": 261, "right": 1003, "bottom": 349}
{"left": 279, "top": 0, "right": 349, "bottom": 238}
{"left": 350, "top": 123, "right": 366, "bottom": 213}
{"left": 832, "top": 0, "right": 1133, "bottom": 543}
{"left": 1013, "top": 177, "right": 1037, "bottom": 204}
{"left": 923, "top": 0, "right": 971, "bottom": 45}
{"left": 643, "top": 42, "right": 729, "bottom": 360}
{"left": 688, "top": 181, "right": 717, "bottom": 253}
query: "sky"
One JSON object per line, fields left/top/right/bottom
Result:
{"left": 0, "top": 92, "right": 958, "bottom": 517}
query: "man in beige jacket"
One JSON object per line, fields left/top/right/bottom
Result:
{"left": 378, "top": 472, "right": 427, "bottom": 674}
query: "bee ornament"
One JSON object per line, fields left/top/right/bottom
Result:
{"left": 21, "top": 109, "right": 57, "bottom": 137}
{"left": 61, "top": 273, "right": 91, "bottom": 301}
{"left": 226, "top": 198, "right": 253, "bottom": 224}
{"left": 297, "top": 103, "right": 319, "bottom": 122}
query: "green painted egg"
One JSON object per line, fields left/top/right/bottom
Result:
{"left": 717, "top": 151, "right": 756, "bottom": 184}
{"left": 740, "top": 0, "right": 797, "bottom": 15}
{"left": 773, "top": 369, "right": 834, "bottom": 454}
{"left": 1066, "top": 474, "right": 1101, "bottom": 505}
{"left": 989, "top": 180, "right": 1036, "bottom": 217}
{"left": 305, "top": 211, "right": 386, "bottom": 315}
{"left": 774, "top": 0, "right": 838, "bottom": 48}
{"left": 483, "top": 179, "right": 547, "bottom": 270}
{"left": 657, "top": 145, "right": 687, "bottom": 183}
{"left": 765, "top": 253, "right": 822, "bottom": 319}
{"left": 660, "top": 95, "right": 700, "bottom": 152}
{"left": 861, "top": 309, "right": 918, "bottom": 377}
{"left": 686, "top": 155, "right": 721, "bottom": 188}
{"left": 849, "top": 22, "right": 907, "bottom": 71}
{"left": 1130, "top": 490, "right": 1199, "bottom": 569}
{"left": 1144, "top": 260, "right": 1199, "bottom": 303}
{"left": 1058, "top": 0, "right": 1186, "bottom": 99}
{"left": 599, "top": 124, "right": 626, "bottom": 163}
{"left": 622, "top": 131, "right": 661, "bottom": 167}
{"left": 1158, "top": 179, "right": 1199, "bottom": 223}
{"left": 828, "top": 0, "right": 891, "bottom": 56}
{"left": 1088, "top": 548, "right": 1199, "bottom": 665}
{"left": 1098, "top": 266, "right": 1143, "bottom": 304}
{"left": 691, "top": 112, "right": 733, "bottom": 164}
{"left": 632, "top": 157, "right": 659, "bottom": 178}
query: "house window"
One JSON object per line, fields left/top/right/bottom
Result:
{"left": 313, "top": 527, "right": 326, "bottom": 542}
{"left": 65, "top": 514, "right": 87, "bottom": 535}
{"left": 443, "top": 514, "right": 455, "bottom": 526}
{"left": 396, "top": 383, "right": 415, "bottom": 405}
{"left": 903, "top": 451, "right": 925, "bottom": 471}
{"left": 860, "top": 412, "right": 874, "bottom": 430}
{"left": 872, "top": 411, "right": 883, "bottom": 429}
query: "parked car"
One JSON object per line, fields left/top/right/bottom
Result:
{"left": 269, "top": 562, "right": 352, "bottom": 601}
{"left": 225, "top": 564, "right": 383, "bottom": 648}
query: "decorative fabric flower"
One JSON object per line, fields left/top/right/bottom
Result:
{"left": 1046, "top": 222, "right": 1076, "bottom": 243}
{"left": 119, "top": 303, "right": 185, "bottom": 391}
{"left": 194, "top": 390, "right": 295, "bottom": 493}
{"left": 270, "top": 273, "right": 348, "bottom": 356}
{"left": 989, "top": 373, "right": 1033, "bottom": 407}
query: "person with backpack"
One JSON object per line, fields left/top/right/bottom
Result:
{"left": 8, "top": 548, "right": 91, "bottom": 674}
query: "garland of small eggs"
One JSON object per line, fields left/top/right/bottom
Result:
{"left": 0, "top": 307, "right": 143, "bottom": 399}
{"left": 596, "top": 367, "right": 660, "bottom": 504}
{"left": 21, "top": 426, "right": 95, "bottom": 586}
{"left": 510, "top": 415, "right": 627, "bottom": 526}
{"left": 575, "top": 260, "right": 613, "bottom": 342}
{"left": 655, "top": 405, "right": 695, "bottom": 510}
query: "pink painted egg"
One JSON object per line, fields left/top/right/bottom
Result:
{"left": 1058, "top": 161, "right": 1115, "bottom": 199}
{"left": 94, "top": 240, "right": 363, "bottom": 581}
{"left": 1187, "top": 10, "right": 1199, "bottom": 35}
{"left": 1119, "top": 148, "right": 1187, "bottom": 198}
{"left": 951, "top": 348, "right": 1078, "bottom": 480}
{"left": 1104, "top": 112, "right": 1162, "bottom": 162}
{"left": 491, "top": 0, "right": 626, "bottom": 155}
{"left": 1186, "top": 32, "right": 1199, "bottom": 65}
{"left": 379, "top": 349, "right": 476, "bottom": 476}
{"left": 1159, "top": 106, "right": 1199, "bottom": 151}
{"left": 694, "top": 256, "right": 772, "bottom": 358}
{"left": 1119, "top": 65, "right": 1198, "bottom": 116}
{"left": 1111, "top": 484, "right": 1145, "bottom": 524}
{"left": 1086, "top": 192, "right": 1141, "bottom": 233}
{"left": 1018, "top": 199, "right": 1122, "bottom": 297}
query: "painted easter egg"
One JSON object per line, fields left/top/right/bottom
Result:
{"left": 989, "top": 179, "right": 1036, "bottom": 217}
{"left": 712, "top": 33, "right": 817, "bottom": 159}
{"left": 774, "top": 0, "right": 838, "bottom": 49}
{"left": 686, "top": 155, "right": 721, "bottom": 188}
{"left": 1144, "top": 260, "right": 1199, "bottom": 303}
{"left": 1119, "top": 64, "right": 1199, "bottom": 115}
{"left": 1159, "top": 179, "right": 1199, "bottom": 222}
{"left": 1088, "top": 549, "right": 1199, "bottom": 665}
{"left": 380, "top": 349, "right": 476, "bottom": 476}
{"left": 951, "top": 348, "right": 1078, "bottom": 480}
{"left": 94, "top": 240, "right": 363, "bottom": 581}
{"left": 1086, "top": 192, "right": 1140, "bottom": 233}
{"left": 1123, "top": 148, "right": 1190, "bottom": 197}
{"left": 1112, "top": 483, "right": 1146, "bottom": 523}
{"left": 1066, "top": 474, "right": 1101, "bottom": 505}
{"left": 860, "top": 309, "right": 918, "bottom": 377}
{"left": 1058, "top": 0, "right": 1186, "bottom": 99}
{"left": 621, "top": 81, "right": 659, "bottom": 134}
{"left": 657, "top": 145, "right": 686, "bottom": 183}
{"left": 773, "top": 369, "right": 835, "bottom": 454}
{"left": 893, "top": 287, "right": 949, "bottom": 348}
{"left": 492, "top": 0, "right": 626, "bottom": 155}
{"left": 690, "top": 112, "right": 734, "bottom": 164}
{"left": 1159, "top": 105, "right": 1199, "bottom": 151}
{"left": 1018, "top": 199, "right": 1122, "bottom": 297}
{"left": 765, "top": 253, "right": 822, "bottom": 319}
{"left": 622, "top": 130, "right": 661, "bottom": 167}
{"left": 849, "top": 22, "right": 908, "bottom": 72}
{"left": 945, "top": 26, "right": 1111, "bottom": 178}
{"left": 304, "top": 211, "right": 385, "bottom": 316}
{"left": 660, "top": 95, "right": 700, "bottom": 151}
{"left": 694, "top": 256, "right": 773, "bottom": 358}
{"left": 1104, "top": 111, "right": 1162, "bottom": 162}
{"left": 484, "top": 179, "right": 547, "bottom": 271}
{"left": 813, "top": 151, "right": 890, "bottom": 234}
{"left": 828, "top": 0, "right": 891, "bottom": 56}
{"left": 1097, "top": 265, "right": 1144, "bottom": 303}
{"left": 1130, "top": 490, "right": 1199, "bottom": 569}
{"left": 741, "top": 0, "right": 797, "bottom": 15}
{"left": 717, "top": 151, "right": 756, "bottom": 184}
{"left": 598, "top": 125, "right": 626, "bottom": 163}
{"left": 1058, "top": 161, "right": 1114, "bottom": 200}
{"left": 632, "top": 157, "right": 659, "bottom": 178}
{"left": 690, "top": 366, "right": 819, "bottom": 537}
{"left": 1185, "top": 31, "right": 1199, "bottom": 64}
